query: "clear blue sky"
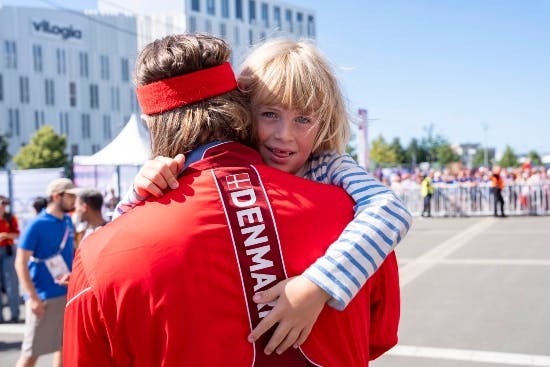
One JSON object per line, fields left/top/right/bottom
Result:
{"left": 11, "top": 0, "right": 550, "bottom": 155}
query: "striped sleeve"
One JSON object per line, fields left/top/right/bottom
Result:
{"left": 112, "top": 184, "right": 149, "bottom": 220}
{"left": 302, "top": 152, "right": 412, "bottom": 310}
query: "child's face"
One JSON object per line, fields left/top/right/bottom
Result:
{"left": 254, "top": 105, "right": 319, "bottom": 175}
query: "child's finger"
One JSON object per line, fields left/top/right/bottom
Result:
{"left": 252, "top": 279, "right": 286, "bottom": 304}
{"left": 154, "top": 156, "right": 181, "bottom": 189}
{"left": 262, "top": 320, "right": 291, "bottom": 355}
{"left": 247, "top": 303, "right": 280, "bottom": 344}
{"left": 293, "top": 326, "right": 312, "bottom": 349}
{"left": 275, "top": 327, "right": 301, "bottom": 355}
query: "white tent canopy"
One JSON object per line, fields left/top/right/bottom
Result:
{"left": 73, "top": 114, "right": 151, "bottom": 166}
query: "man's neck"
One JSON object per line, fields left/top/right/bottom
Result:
{"left": 46, "top": 204, "right": 65, "bottom": 220}
{"left": 86, "top": 213, "right": 106, "bottom": 228}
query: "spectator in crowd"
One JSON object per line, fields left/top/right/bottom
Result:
{"left": 31, "top": 197, "right": 48, "bottom": 215}
{"left": 490, "top": 166, "right": 506, "bottom": 217}
{"left": 421, "top": 172, "right": 434, "bottom": 217}
{"left": 0, "top": 195, "right": 21, "bottom": 323}
{"left": 73, "top": 189, "right": 108, "bottom": 250}
{"left": 15, "top": 178, "right": 77, "bottom": 367}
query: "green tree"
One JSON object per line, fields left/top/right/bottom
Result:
{"left": 436, "top": 144, "right": 460, "bottom": 166}
{"left": 526, "top": 150, "right": 543, "bottom": 166}
{"left": 0, "top": 134, "right": 10, "bottom": 168}
{"left": 389, "top": 137, "right": 406, "bottom": 165}
{"left": 472, "top": 149, "right": 486, "bottom": 167}
{"left": 404, "top": 138, "right": 428, "bottom": 167}
{"left": 498, "top": 145, "right": 518, "bottom": 168}
{"left": 14, "top": 125, "right": 68, "bottom": 169}
{"left": 370, "top": 135, "right": 398, "bottom": 167}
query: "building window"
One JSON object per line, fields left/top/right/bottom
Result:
{"left": 8, "top": 109, "right": 20, "bottom": 137}
{"left": 111, "top": 86, "right": 120, "bottom": 111}
{"left": 189, "top": 16, "right": 197, "bottom": 32}
{"left": 79, "top": 52, "right": 89, "bottom": 78}
{"left": 103, "top": 115, "right": 112, "bottom": 139}
{"left": 92, "top": 144, "right": 101, "bottom": 153}
{"left": 285, "top": 9, "right": 293, "bottom": 32}
{"left": 69, "top": 82, "right": 77, "bottom": 107}
{"left": 274, "top": 6, "right": 281, "bottom": 29}
{"left": 81, "top": 114, "right": 91, "bottom": 139}
{"left": 59, "top": 112, "right": 69, "bottom": 136}
{"left": 56, "top": 48, "right": 67, "bottom": 75}
{"left": 121, "top": 58, "right": 130, "bottom": 82}
{"left": 32, "top": 44, "right": 43, "bottom": 72}
{"left": 261, "top": 3, "right": 269, "bottom": 28}
{"left": 19, "top": 76, "right": 30, "bottom": 104}
{"left": 34, "top": 110, "right": 45, "bottom": 130}
{"left": 248, "top": 0, "right": 256, "bottom": 24}
{"left": 4, "top": 41, "right": 17, "bottom": 69}
{"left": 221, "top": 0, "right": 229, "bottom": 18}
{"left": 191, "top": 0, "right": 200, "bottom": 12}
{"left": 71, "top": 144, "right": 79, "bottom": 156}
{"left": 307, "top": 15, "right": 316, "bottom": 38}
{"left": 100, "top": 55, "right": 110, "bottom": 80}
{"left": 206, "top": 0, "right": 215, "bottom": 15}
{"left": 234, "top": 26, "right": 240, "bottom": 46}
{"left": 235, "top": 0, "right": 243, "bottom": 20}
{"left": 296, "top": 12, "right": 303, "bottom": 36}
{"left": 0, "top": 74, "right": 3, "bottom": 101}
{"left": 220, "top": 23, "right": 227, "bottom": 39}
{"left": 130, "top": 88, "right": 138, "bottom": 111}
{"left": 45, "top": 79, "right": 55, "bottom": 106}
{"left": 248, "top": 29, "right": 254, "bottom": 46}
{"left": 90, "top": 84, "right": 99, "bottom": 109}
{"left": 205, "top": 19, "right": 212, "bottom": 33}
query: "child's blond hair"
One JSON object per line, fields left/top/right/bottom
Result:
{"left": 239, "top": 38, "right": 350, "bottom": 154}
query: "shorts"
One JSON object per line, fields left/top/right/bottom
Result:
{"left": 21, "top": 295, "right": 67, "bottom": 357}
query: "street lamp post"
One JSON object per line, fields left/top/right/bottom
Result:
{"left": 482, "top": 122, "right": 489, "bottom": 167}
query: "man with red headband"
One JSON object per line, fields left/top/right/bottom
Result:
{"left": 63, "top": 34, "right": 400, "bottom": 366}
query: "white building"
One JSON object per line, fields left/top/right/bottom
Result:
{"left": 98, "top": 0, "right": 316, "bottom": 66}
{"left": 0, "top": 0, "right": 315, "bottom": 164}
{"left": 0, "top": 5, "right": 139, "bottom": 161}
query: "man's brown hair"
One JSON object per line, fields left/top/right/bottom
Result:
{"left": 135, "top": 33, "right": 252, "bottom": 157}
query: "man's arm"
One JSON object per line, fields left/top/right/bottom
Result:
{"left": 14, "top": 248, "right": 45, "bottom": 318}
{"left": 368, "top": 251, "right": 400, "bottom": 360}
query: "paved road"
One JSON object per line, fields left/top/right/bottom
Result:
{"left": 1, "top": 216, "right": 549, "bottom": 366}
{"left": 373, "top": 215, "right": 550, "bottom": 367}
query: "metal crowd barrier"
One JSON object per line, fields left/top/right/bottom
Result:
{"left": 399, "top": 182, "right": 550, "bottom": 217}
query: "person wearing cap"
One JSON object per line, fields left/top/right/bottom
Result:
{"left": 63, "top": 33, "right": 399, "bottom": 367}
{"left": 14, "top": 178, "right": 77, "bottom": 367}
{"left": 0, "top": 194, "right": 21, "bottom": 323}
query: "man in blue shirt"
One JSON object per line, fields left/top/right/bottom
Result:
{"left": 15, "top": 178, "right": 77, "bottom": 367}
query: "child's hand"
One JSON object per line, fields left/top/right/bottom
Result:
{"left": 134, "top": 154, "right": 185, "bottom": 198}
{"left": 247, "top": 275, "right": 331, "bottom": 355}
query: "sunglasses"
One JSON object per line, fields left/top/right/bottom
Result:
{"left": 0, "top": 201, "right": 9, "bottom": 206}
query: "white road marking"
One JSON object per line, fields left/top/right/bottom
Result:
{"left": 387, "top": 345, "right": 550, "bottom": 366}
{"left": 399, "top": 217, "right": 496, "bottom": 287}
{"left": 398, "top": 258, "right": 550, "bottom": 266}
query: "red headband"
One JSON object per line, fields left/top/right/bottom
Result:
{"left": 136, "top": 62, "right": 238, "bottom": 115}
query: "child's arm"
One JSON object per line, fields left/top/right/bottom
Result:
{"left": 248, "top": 152, "right": 412, "bottom": 353}
{"left": 302, "top": 152, "right": 412, "bottom": 309}
{"left": 112, "top": 154, "right": 185, "bottom": 219}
